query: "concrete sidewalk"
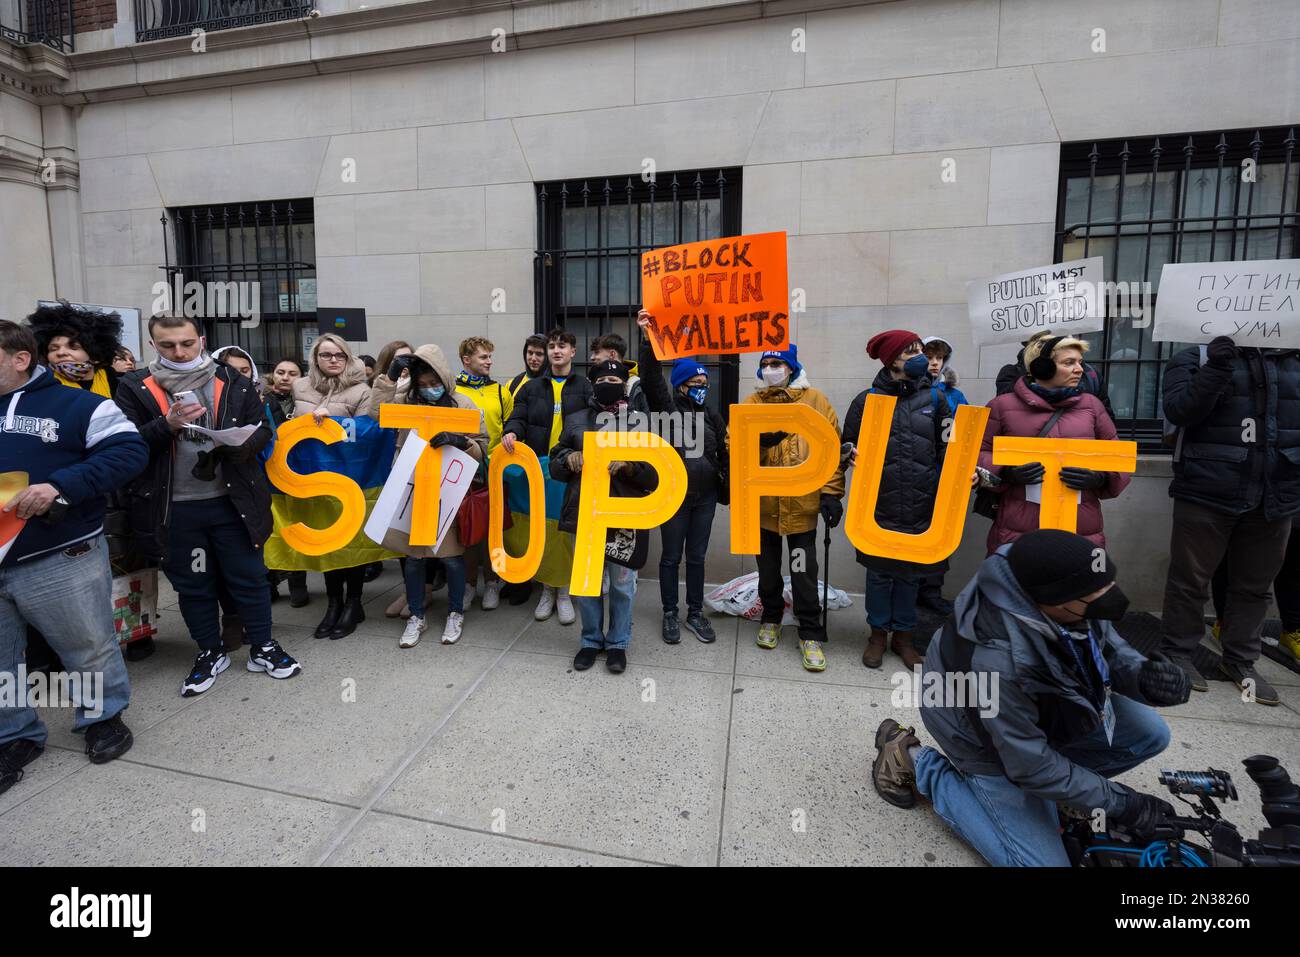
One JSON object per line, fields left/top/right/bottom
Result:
{"left": 3, "top": 565, "right": 1297, "bottom": 866}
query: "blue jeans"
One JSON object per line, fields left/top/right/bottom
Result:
{"left": 913, "top": 694, "right": 1171, "bottom": 866}
{"left": 405, "top": 556, "right": 465, "bottom": 617}
{"left": 866, "top": 570, "right": 919, "bottom": 631}
{"left": 0, "top": 536, "right": 132, "bottom": 746}
{"left": 161, "top": 498, "right": 272, "bottom": 652}
{"left": 659, "top": 492, "right": 716, "bottom": 616}
{"left": 575, "top": 565, "right": 637, "bottom": 650}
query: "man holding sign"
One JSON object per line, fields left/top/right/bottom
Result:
{"left": 1157, "top": 332, "right": 1300, "bottom": 704}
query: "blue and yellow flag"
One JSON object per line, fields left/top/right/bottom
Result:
{"left": 501, "top": 456, "right": 573, "bottom": 588}
{"left": 264, "top": 415, "right": 402, "bottom": 572}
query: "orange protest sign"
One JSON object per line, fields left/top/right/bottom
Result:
{"left": 640, "top": 231, "right": 789, "bottom": 360}
{"left": 265, "top": 416, "right": 366, "bottom": 555}
{"left": 992, "top": 437, "right": 1137, "bottom": 534}
{"left": 727, "top": 403, "right": 840, "bottom": 554}
{"left": 845, "top": 397, "right": 989, "bottom": 564}
{"left": 487, "top": 443, "right": 545, "bottom": 584}
{"left": 0, "top": 471, "right": 28, "bottom": 564}
{"left": 378, "top": 404, "right": 481, "bottom": 546}
{"left": 568, "top": 431, "right": 687, "bottom": 597}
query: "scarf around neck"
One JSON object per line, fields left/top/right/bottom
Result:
{"left": 456, "top": 370, "right": 490, "bottom": 388}
{"left": 1028, "top": 380, "right": 1081, "bottom": 406}
{"left": 149, "top": 352, "right": 216, "bottom": 396}
{"left": 54, "top": 366, "right": 112, "bottom": 398}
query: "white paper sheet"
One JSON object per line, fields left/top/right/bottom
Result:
{"left": 185, "top": 423, "right": 260, "bottom": 447}
{"left": 1025, "top": 483, "right": 1081, "bottom": 506}
{"left": 365, "top": 432, "right": 477, "bottom": 552}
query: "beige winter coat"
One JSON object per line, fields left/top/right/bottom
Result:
{"left": 363, "top": 343, "right": 487, "bottom": 559}
{"left": 292, "top": 358, "right": 372, "bottom": 417}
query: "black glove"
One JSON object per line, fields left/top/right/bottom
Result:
{"left": 1059, "top": 467, "right": 1107, "bottom": 491}
{"left": 430, "top": 431, "right": 471, "bottom": 451}
{"left": 758, "top": 431, "right": 790, "bottom": 450}
{"left": 387, "top": 354, "right": 415, "bottom": 380}
{"left": 1112, "top": 788, "right": 1177, "bottom": 842}
{"left": 1205, "top": 335, "right": 1237, "bottom": 368}
{"left": 1003, "top": 462, "right": 1045, "bottom": 485}
{"left": 819, "top": 494, "right": 843, "bottom": 529}
{"left": 1139, "top": 655, "right": 1192, "bottom": 706}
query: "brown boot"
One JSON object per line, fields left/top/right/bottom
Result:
{"left": 891, "top": 631, "right": 924, "bottom": 670}
{"left": 872, "top": 719, "right": 920, "bottom": 808}
{"left": 862, "top": 628, "right": 888, "bottom": 668}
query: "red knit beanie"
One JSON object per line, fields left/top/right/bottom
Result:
{"left": 866, "top": 329, "right": 922, "bottom": 367}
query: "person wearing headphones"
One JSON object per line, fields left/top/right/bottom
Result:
{"left": 978, "top": 335, "right": 1131, "bottom": 554}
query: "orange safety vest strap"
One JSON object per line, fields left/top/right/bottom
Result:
{"left": 142, "top": 373, "right": 225, "bottom": 420}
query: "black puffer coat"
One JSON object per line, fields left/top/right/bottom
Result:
{"left": 638, "top": 349, "right": 728, "bottom": 501}
{"left": 503, "top": 370, "right": 593, "bottom": 458}
{"left": 549, "top": 399, "right": 659, "bottom": 569}
{"left": 1164, "top": 345, "right": 1300, "bottom": 520}
{"left": 842, "top": 367, "right": 950, "bottom": 578}
{"left": 114, "top": 364, "right": 274, "bottom": 560}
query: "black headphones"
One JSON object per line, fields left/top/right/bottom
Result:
{"left": 1028, "top": 336, "right": 1066, "bottom": 381}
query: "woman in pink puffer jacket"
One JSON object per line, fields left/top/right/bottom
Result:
{"left": 979, "top": 335, "right": 1130, "bottom": 553}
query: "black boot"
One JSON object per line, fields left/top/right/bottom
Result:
{"left": 330, "top": 598, "right": 366, "bottom": 640}
{"left": 288, "top": 572, "right": 309, "bottom": 608}
{"left": 314, "top": 597, "right": 343, "bottom": 639}
{"left": 363, "top": 561, "right": 383, "bottom": 583}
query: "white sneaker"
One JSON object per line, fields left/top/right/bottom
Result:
{"left": 534, "top": 585, "right": 556, "bottom": 621}
{"left": 464, "top": 582, "right": 478, "bottom": 608}
{"left": 441, "top": 611, "right": 464, "bottom": 644}
{"left": 400, "top": 616, "right": 426, "bottom": 648}
{"left": 556, "top": 586, "right": 575, "bottom": 625}
{"left": 481, "top": 580, "right": 502, "bottom": 610}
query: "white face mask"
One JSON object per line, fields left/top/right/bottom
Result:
{"left": 760, "top": 366, "right": 789, "bottom": 387}
{"left": 155, "top": 343, "right": 208, "bottom": 371}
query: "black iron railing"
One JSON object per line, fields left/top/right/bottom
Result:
{"left": 162, "top": 200, "right": 317, "bottom": 366}
{"left": 535, "top": 169, "right": 744, "bottom": 416}
{"left": 1055, "top": 128, "right": 1299, "bottom": 452}
{"left": 0, "top": 0, "right": 74, "bottom": 51}
{"left": 134, "top": 0, "right": 313, "bottom": 42}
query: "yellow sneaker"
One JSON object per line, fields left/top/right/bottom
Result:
{"left": 756, "top": 623, "right": 780, "bottom": 649}
{"left": 801, "top": 639, "right": 826, "bottom": 672}
{"left": 1281, "top": 630, "right": 1300, "bottom": 663}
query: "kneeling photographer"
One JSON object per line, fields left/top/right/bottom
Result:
{"left": 871, "top": 529, "right": 1192, "bottom": 866}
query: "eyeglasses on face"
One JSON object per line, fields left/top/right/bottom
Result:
{"left": 317, "top": 351, "right": 347, "bottom": 361}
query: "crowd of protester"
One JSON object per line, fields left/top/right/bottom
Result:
{"left": 1, "top": 301, "right": 1296, "bottom": 868}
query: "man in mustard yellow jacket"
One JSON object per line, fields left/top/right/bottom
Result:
{"left": 744, "top": 345, "right": 846, "bottom": 672}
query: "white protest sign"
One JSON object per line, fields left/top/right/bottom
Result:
{"left": 365, "top": 432, "right": 477, "bottom": 553}
{"left": 967, "top": 257, "right": 1105, "bottom": 347}
{"left": 1152, "top": 259, "right": 1300, "bottom": 348}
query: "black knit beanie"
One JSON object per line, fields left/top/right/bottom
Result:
{"left": 588, "top": 359, "right": 629, "bottom": 383}
{"left": 1006, "top": 529, "right": 1117, "bottom": 605}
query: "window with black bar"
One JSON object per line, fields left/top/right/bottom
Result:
{"left": 1055, "top": 127, "right": 1298, "bottom": 452}
{"left": 163, "top": 200, "right": 316, "bottom": 367}
{"left": 534, "top": 170, "right": 744, "bottom": 418}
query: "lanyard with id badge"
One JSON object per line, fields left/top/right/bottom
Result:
{"left": 1062, "top": 622, "right": 1115, "bottom": 744}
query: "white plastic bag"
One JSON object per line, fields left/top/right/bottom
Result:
{"left": 705, "top": 572, "right": 852, "bottom": 625}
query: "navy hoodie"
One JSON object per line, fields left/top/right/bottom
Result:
{"left": 1, "top": 365, "right": 148, "bottom": 566}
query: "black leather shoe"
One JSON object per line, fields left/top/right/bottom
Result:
{"left": 505, "top": 581, "right": 532, "bottom": 606}
{"left": 329, "top": 598, "right": 366, "bottom": 640}
{"left": 84, "top": 715, "right": 133, "bottom": 764}
{"left": 363, "top": 561, "right": 383, "bottom": 583}
{"left": 0, "top": 767, "right": 21, "bottom": 796}
{"left": 314, "top": 598, "right": 343, "bottom": 639}
{"left": 662, "top": 613, "right": 681, "bottom": 644}
{"left": 684, "top": 611, "right": 717, "bottom": 644}
{"left": 0, "top": 737, "right": 44, "bottom": 775}
{"left": 288, "top": 572, "right": 309, "bottom": 608}
{"left": 573, "top": 647, "right": 599, "bottom": 670}
{"left": 606, "top": 649, "right": 627, "bottom": 674}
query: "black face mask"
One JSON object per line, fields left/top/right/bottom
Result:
{"left": 593, "top": 380, "right": 625, "bottom": 407}
{"left": 1068, "top": 585, "right": 1130, "bottom": 622}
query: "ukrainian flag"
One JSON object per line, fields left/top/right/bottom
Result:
{"left": 501, "top": 456, "right": 573, "bottom": 588}
{"left": 264, "top": 415, "right": 402, "bottom": 572}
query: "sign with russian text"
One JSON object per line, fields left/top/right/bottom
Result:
{"left": 640, "top": 231, "right": 789, "bottom": 359}
{"left": 966, "top": 257, "right": 1105, "bottom": 346}
{"left": 1152, "top": 259, "right": 1300, "bottom": 347}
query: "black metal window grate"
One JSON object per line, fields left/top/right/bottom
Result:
{"left": 534, "top": 169, "right": 744, "bottom": 417}
{"left": 0, "top": 0, "right": 73, "bottom": 51}
{"left": 134, "top": 0, "right": 313, "bottom": 43}
{"left": 1055, "top": 127, "right": 1299, "bottom": 451}
{"left": 162, "top": 200, "right": 316, "bottom": 367}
